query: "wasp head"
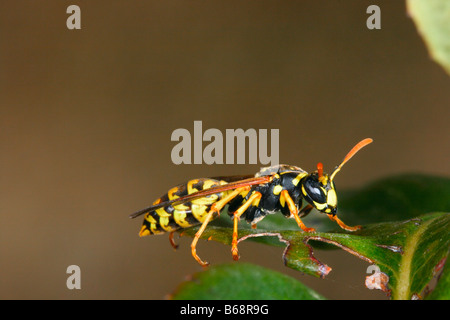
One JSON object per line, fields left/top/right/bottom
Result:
{"left": 302, "top": 163, "right": 338, "bottom": 215}
{"left": 301, "top": 138, "right": 374, "bottom": 216}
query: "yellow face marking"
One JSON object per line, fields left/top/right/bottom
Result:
{"left": 273, "top": 185, "right": 283, "bottom": 196}
{"left": 327, "top": 189, "right": 337, "bottom": 207}
{"left": 314, "top": 202, "right": 327, "bottom": 211}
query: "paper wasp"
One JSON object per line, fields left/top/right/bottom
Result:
{"left": 130, "top": 138, "right": 373, "bottom": 266}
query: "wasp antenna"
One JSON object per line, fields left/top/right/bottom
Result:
{"left": 330, "top": 138, "right": 373, "bottom": 181}
{"left": 317, "top": 162, "right": 323, "bottom": 179}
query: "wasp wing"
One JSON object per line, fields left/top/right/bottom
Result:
{"left": 129, "top": 175, "right": 273, "bottom": 219}
{"left": 209, "top": 174, "right": 255, "bottom": 183}
{"left": 256, "top": 164, "right": 306, "bottom": 177}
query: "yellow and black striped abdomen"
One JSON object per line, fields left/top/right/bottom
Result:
{"left": 139, "top": 178, "right": 227, "bottom": 236}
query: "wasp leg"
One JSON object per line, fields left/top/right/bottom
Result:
{"left": 169, "top": 231, "right": 179, "bottom": 250}
{"left": 190, "top": 186, "right": 251, "bottom": 267}
{"left": 251, "top": 223, "right": 257, "bottom": 229}
{"left": 299, "top": 204, "right": 314, "bottom": 218}
{"left": 328, "top": 214, "right": 362, "bottom": 231}
{"left": 281, "top": 190, "right": 316, "bottom": 232}
{"left": 231, "top": 192, "right": 262, "bottom": 261}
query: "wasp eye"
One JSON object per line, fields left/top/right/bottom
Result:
{"left": 304, "top": 178, "right": 326, "bottom": 204}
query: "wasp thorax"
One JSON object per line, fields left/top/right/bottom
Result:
{"left": 301, "top": 173, "right": 337, "bottom": 215}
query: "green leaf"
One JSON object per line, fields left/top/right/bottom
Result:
{"left": 407, "top": 0, "right": 450, "bottom": 75}
{"left": 339, "top": 174, "right": 450, "bottom": 224}
{"left": 178, "top": 175, "right": 450, "bottom": 299}
{"left": 171, "top": 262, "right": 325, "bottom": 300}
{"left": 299, "top": 212, "right": 450, "bottom": 300}
{"left": 182, "top": 212, "right": 450, "bottom": 299}
{"left": 425, "top": 257, "right": 450, "bottom": 300}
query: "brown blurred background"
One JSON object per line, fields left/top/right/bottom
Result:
{"left": 0, "top": 1, "right": 449, "bottom": 299}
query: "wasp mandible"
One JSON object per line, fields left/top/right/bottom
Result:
{"left": 130, "top": 138, "right": 373, "bottom": 266}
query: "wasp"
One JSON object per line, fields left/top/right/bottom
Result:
{"left": 130, "top": 138, "right": 373, "bottom": 266}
